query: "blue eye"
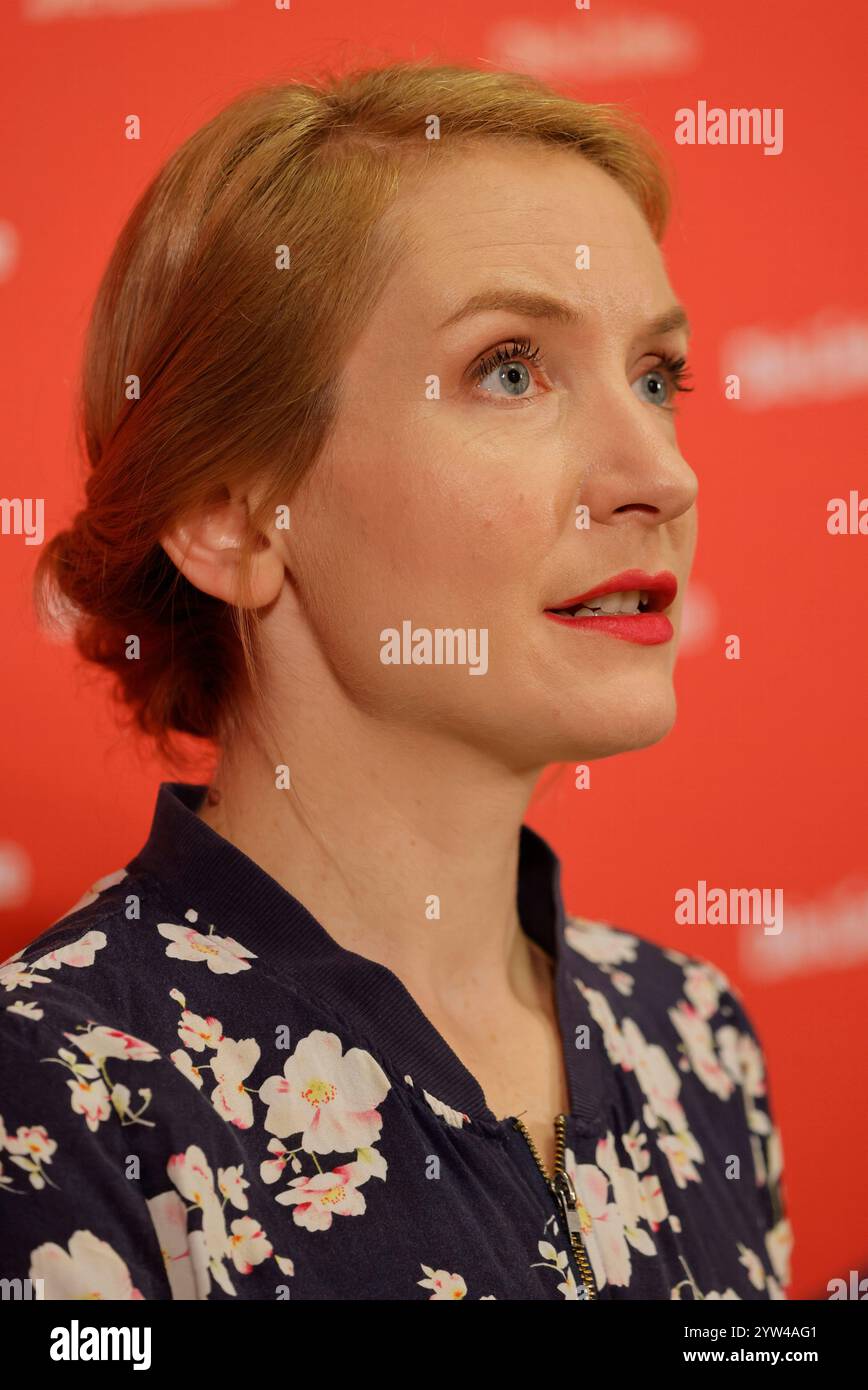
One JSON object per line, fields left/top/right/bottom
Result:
{"left": 481, "top": 359, "right": 533, "bottom": 397}
{"left": 472, "top": 338, "right": 545, "bottom": 399}
{"left": 469, "top": 342, "right": 694, "bottom": 407}
{"left": 632, "top": 356, "right": 693, "bottom": 409}
{"left": 632, "top": 369, "right": 671, "bottom": 405}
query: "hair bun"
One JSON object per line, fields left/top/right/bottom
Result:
{"left": 33, "top": 522, "right": 89, "bottom": 640}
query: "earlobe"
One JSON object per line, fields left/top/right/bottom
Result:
{"left": 159, "top": 498, "right": 285, "bottom": 609}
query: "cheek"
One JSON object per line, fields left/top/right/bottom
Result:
{"left": 335, "top": 465, "right": 534, "bottom": 612}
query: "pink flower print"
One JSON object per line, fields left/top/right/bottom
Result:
{"left": 65, "top": 1026, "right": 160, "bottom": 1065}
{"left": 218, "top": 1165, "right": 250, "bottom": 1211}
{"left": 145, "top": 1190, "right": 199, "bottom": 1300}
{"left": 178, "top": 1009, "right": 223, "bottom": 1053}
{"left": 227, "top": 1217, "right": 273, "bottom": 1272}
{"left": 0, "top": 951, "right": 52, "bottom": 992}
{"left": 259, "top": 1138, "right": 291, "bottom": 1184}
{"left": 417, "top": 1265, "right": 468, "bottom": 1299}
{"left": 4, "top": 1124, "right": 58, "bottom": 1189}
{"left": 275, "top": 1161, "right": 371, "bottom": 1231}
{"left": 657, "top": 1130, "right": 704, "bottom": 1189}
{"left": 32, "top": 930, "right": 108, "bottom": 972}
{"left": 67, "top": 1077, "right": 112, "bottom": 1133}
{"left": 622, "top": 1018, "right": 690, "bottom": 1130}
{"left": 170, "top": 1049, "right": 204, "bottom": 1089}
{"left": 29, "top": 1230, "right": 144, "bottom": 1299}
{"left": 167, "top": 1145, "right": 228, "bottom": 1265}
{"left": 668, "top": 1002, "right": 736, "bottom": 1101}
{"left": 210, "top": 1037, "right": 260, "bottom": 1129}
{"left": 157, "top": 922, "right": 256, "bottom": 974}
{"left": 259, "top": 1029, "right": 391, "bottom": 1154}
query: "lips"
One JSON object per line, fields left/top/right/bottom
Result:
{"left": 545, "top": 569, "right": 677, "bottom": 615}
{"left": 543, "top": 568, "right": 678, "bottom": 646}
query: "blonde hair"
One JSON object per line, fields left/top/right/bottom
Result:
{"left": 33, "top": 59, "right": 670, "bottom": 768}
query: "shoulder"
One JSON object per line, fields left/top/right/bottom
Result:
{"left": 562, "top": 914, "right": 793, "bottom": 1293}
{"left": 0, "top": 864, "right": 165, "bottom": 1023}
{"left": 562, "top": 912, "right": 758, "bottom": 1047}
{"left": 560, "top": 913, "right": 777, "bottom": 1174}
{"left": 0, "top": 866, "right": 181, "bottom": 1124}
{"left": 0, "top": 860, "right": 239, "bottom": 1119}
{"left": 0, "top": 870, "right": 201, "bottom": 1299}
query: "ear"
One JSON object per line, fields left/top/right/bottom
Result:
{"left": 159, "top": 486, "right": 285, "bottom": 608}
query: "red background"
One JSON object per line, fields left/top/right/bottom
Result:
{"left": 2, "top": 0, "right": 866, "bottom": 1300}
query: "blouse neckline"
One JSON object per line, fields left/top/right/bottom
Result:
{"left": 128, "top": 781, "right": 609, "bottom": 1132}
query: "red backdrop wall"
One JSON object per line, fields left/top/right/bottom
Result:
{"left": 1, "top": 0, "right": 866, "bottom": 1301}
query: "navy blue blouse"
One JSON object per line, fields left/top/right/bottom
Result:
{"left": 0, "top": 781, "right": 793, "bottom": 1300}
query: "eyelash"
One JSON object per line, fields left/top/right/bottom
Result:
{"left": 470, "top": 337, "right": 695, "bottom": 406}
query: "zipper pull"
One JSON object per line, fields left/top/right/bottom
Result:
{"left": 552, "top": 1168, "right": 597, "bottom": 1300}
{"left": 552, "top": 1168, "right": 583, "bottom": 1237}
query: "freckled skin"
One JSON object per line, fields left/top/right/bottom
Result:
{"left": 279, "top": 142, "right": 698, "bottom": 770}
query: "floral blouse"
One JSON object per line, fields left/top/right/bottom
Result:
{"left": 0, "top": 781, "right": 793, "bottom": 1301}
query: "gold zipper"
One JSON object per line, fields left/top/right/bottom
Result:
{"left": 512, "top": 1112, "right": 598, "bottom": 1300}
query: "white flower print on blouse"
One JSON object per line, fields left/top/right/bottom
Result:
{"left": 167, "top": 996, "right": 395, "bottom": 1237}
{"left": 0, "top": 1116, "right": 59, "bottom": 1192}
{"left": 667, "top": 952, "right": 793, "bottom": 1290}
{"left": 218, "top": 1165, "right": 250, "bottom": 1210}
{"left": 210, "top": 1038, "right": 261, "bottom": 1129}
{"left": 157, "top": 910, "right": 256, "bottom": 975}
{"left": 576, "top": 980, "right": 707, "bottom": 1191}
{"left": 529, "top": 1215, "right": 587, "bottom": 1300}
{"left": 564, "top": 915, "right": 640, "bottom": 997}
{"left": 260, "top": 1137, "right": 295, "bottom": 1183}
{"left": 1, "top": 953, "right": 53, "bottom": 995}
{"left": 68, "top": 1025, "right": 160, "bottom": 1065}
{"left": 560, "top": 1129, "right": 668, "bottom": 1293}
{"left": 7, "top": 999, "right": 43, "bottom": 1021}
{"left": 50, "top": 868, "right": 129, "bottom": 924}
{"left": 668, "top": 1001, "right": 736, "bottom": 1102}
{"left": 569, "top": 939, "right": 792, "bottom": 1296}
{"left": 671, "top": 1252, "right": 741, "bottom": 1301}
{"left": 0, "top": 929, "right": 108, "bottom": 1010}
{"left": 43, "top": 1026, "right": 161, "bottom": 1133}
{"left": 146, "top": 1144, "right": 293, "bottom": 1299}
{"left": 171, "top": 1049, "right": 204, "bottom": 1089}
{"left": 31, "top": 931, "right": 110, "bottom": 974}
{"left": 679, "top": 959, "right": 730, "bottom": 1019}
{"left": 167, "top": 988, "right": 260, "bottom": 1128}
{"left": 29, "top": 1229, "right": 144, "bottom": 1300}
{"left": 259, "top": 1029, "right": 390, "bottom": 1152}
{"left": 663, "top": 952, "right": 764, "bottom": 1114}
{"left": 259, "top": 1029, "right": 391, "bottom": 1229}
{"left": 421, "top": 1089, "right": 470, "bottom": 1128}
{"left": 670, "top": 1226, "right": 780, "bottom": 1300}
{"left": 716, "top": 1021, "right": 769, "bottom": 1133}
{"left": 274, "top": 1152, "right": 388, "bottom": 1230}
{"left": 417, "top": 1264, "right": 497, "bottom": 1299}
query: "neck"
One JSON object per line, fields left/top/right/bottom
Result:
{"left": 197, "top": 706, "right": 551, "bottom": 1019}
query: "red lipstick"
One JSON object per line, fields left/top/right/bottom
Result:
{"left": 544, "top": 569, "right": 677, "bottom": 645}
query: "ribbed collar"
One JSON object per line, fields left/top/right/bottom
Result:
{"left": 127, "top": 782, "right": 608, "bottom": 1131}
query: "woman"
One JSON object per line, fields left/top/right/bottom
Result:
{"left": 2, "top": 60, "right": 792, "bottom": 1300}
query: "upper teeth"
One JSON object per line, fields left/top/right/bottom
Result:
{"left": 563, "top": 589, "right": 649, "bottom": 616}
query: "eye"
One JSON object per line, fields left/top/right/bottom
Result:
{"left": 471, "top": 338, "right": 546, "bottom": 401}
{"left": 631, "top": 355, "right": 693, "bottom": 409}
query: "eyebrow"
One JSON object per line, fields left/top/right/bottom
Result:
{"left": 437, "top": 287, "right": 691, "bottom": 341}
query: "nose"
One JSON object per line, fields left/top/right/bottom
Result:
{"left": 573, "top": 384, "right": 698, "bottom": 528}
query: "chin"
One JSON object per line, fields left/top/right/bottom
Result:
{"left": 531, "top": 683, "right": 679, "bottom": 765}
{"left": 580, "top": 691, "right": 678, "bottom": 760}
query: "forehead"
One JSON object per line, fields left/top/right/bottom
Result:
{"left": 381, "top": 142, "right": 673, "bottom": 326}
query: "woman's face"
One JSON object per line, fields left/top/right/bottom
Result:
{"left": 280, "top": 142, "right": 698, "bottom": 769}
